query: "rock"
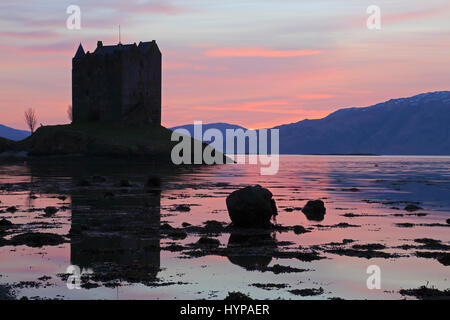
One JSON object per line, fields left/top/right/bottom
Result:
{"left": 167, "top": 229, "right": 187, "bottom": 240}
{"left": 226, "top": 185, "right": 277, "bottom": 228}
{"left": 446, "top": 219, "right": 450, "bottom": 225}
{"left": 196, "top": 237, "right": 220, "bottom": 247}
{"left": 224, "top": 291, "right": 252, "bottom": 300}
{"left": 289, "top": 287, "right": 324, "bottom": 296}
{"left": 175, "top": 204, "right": 191, "bottom": 212}
{"left": 293, "top": 225, "right": 309, "bottom": 234}
{"left": 43, "top": 206, "right": 58, "bottom": 217}
{"left": 302, "top": 200, "right": 326, "bottom": 221}
{"left": 9, "top": 232, "right": 67, "bottom": 248}
{"left": 404, "top": 204, "right": 422, "bottom": 212}
{"left": 204, "top": 220, "right": 225, "bottom": 233}
{"left": 0, "top": 218, "right": 13, "bottom": 228}
{"left": 160, "top": 223, "right": 187, "bottom": 240}
{"left": 6, "top": 206, "right": 18, "bottom": 213}
{"left": 160, "top": 223, "right": 174, "bottom": 231}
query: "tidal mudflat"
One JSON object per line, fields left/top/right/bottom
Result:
{"left": 0, "top": 155, "right": 449, "bottom": 300}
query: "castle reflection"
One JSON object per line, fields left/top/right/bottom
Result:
{"left": 69, "top": 187, "right": 161, "bottom": 283}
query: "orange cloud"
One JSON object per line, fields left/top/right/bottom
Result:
{"left": 205, "top": 48, "right": 321, "bottom": 58}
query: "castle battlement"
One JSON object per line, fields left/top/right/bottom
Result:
{"left": 72, "top": 40, "right": 162, "bottom": 125}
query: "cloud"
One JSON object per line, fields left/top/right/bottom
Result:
{"left": 0, "top": 31, "right": 59, "bottom": 40}
{"left": 383, "top": 6, "right": 450, "bottom": 25}
{"left": 113, "top": 0, "right": 194, "bottom": 15}
{"left": 205, "top": 48, "right": 322, "bottom": 58}
{"left": 296, "top": 94, "right": 334, "bottom": 100}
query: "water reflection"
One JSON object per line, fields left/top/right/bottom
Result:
{"left": 69, "top": 189, "right": 161, "bottom": 283}
{"left": 226, "top": 231, "right": 277, "bottom": 271}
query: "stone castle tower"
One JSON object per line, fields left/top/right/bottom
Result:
{"left": 72, "top": 40, "right": 161, "bottom": 125}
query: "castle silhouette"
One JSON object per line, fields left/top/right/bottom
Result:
{"left": 72, "top": 40, "right": 161, "bottom": 125}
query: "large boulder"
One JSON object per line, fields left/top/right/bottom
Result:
{"left": 302, "top": 200, "right": 326, "bottom": 221}
{"left": 226, "top": 185, "right": 277, "bottom": 228}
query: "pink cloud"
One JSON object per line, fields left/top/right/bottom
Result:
{"left": 383, "top": 6, "right": 450, "bottom": 24}
{"left": 296, "top": 94, "right": 334, "bottom": 100}
{"left": 0, "top": 31, "right": 59, "bottom": 40}
{"left": 113, "top": 1, "right": 193, "bottom": 15}
{"left": 205, "top": 48, "right": 322, "bottom": 58}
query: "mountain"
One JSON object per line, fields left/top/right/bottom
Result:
{"left": 276, "top": 91, "right": 450, "bottom": 155}
{"left": 171, "top": 91, "right": 450, "bottom": 155}
{"left": 0, "top": 124, "right": 30, "bottom": 141}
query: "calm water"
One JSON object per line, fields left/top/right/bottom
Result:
{"left": 0, "top": 155, "right": 449, "bottom": 300}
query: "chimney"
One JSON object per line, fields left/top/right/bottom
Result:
{"left": 97, "top": 41, "right": 103, "bottom": 48}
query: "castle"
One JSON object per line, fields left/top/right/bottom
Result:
{"left": 72, "top": 40, "right": 161, "bottom": 125}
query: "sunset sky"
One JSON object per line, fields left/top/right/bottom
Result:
{"left": 1, "top": 0, "right": 450, "bottom": 130}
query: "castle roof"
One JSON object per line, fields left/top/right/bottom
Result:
{"left": 92, "top": 41, "right": 158, "bottom": 55}
{"left": 74, "top": 43, "right": 85, "bottom": 58}
{"left": 73, "top": 41, "right": 159, "bottom": 59}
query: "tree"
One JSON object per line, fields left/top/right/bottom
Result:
{"left": 24, "top": 108, "right": 38, "bottom": 134}
{"left": 67, "top": 105, "right": 73, "bottom": 122}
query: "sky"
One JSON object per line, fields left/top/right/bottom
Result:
{"left": 0, "top": 0, "right": 450, "bottom": 130}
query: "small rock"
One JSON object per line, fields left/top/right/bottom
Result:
{"left": 81, "top": 282, "right": 100, "bottom": 289}
{"left": 289, "top": 287, "right": 324, "bottom": 296}
{"left": 204, "top": 220, "right": 225, "bottom": 232}
{"left": 293, "top": 225, "right": 309, "bottom": 234}
{"left": 168, "top": 229, "right": 187, "bottom": 240}
{"left": 224, "top": 291, "right": 252, "bottom": 300}
{"left": 6, "top": 206, "right": 17, "bottom": 213}
{"left": 175, "top": 204, "right": 191, "bottom": 212}
{"left": 302, "top": 200, "right": 326, "bottom": 221}
{"left": 196, "top": 237, "right": 220, "bottom": 247}
{"left": 0, "top": 218, "right": 13, "bottom": 228}
{"left": 9, "top": 232, "right": 67, "bottom": 248}
{"left": 43, "top": 206, "right": 58, "bottom": 217}
{"left": 404, "top": 204, "right": 422, "bottom": 212}
{"left": 160, "top": 223, "right": 174, "bottom": 231}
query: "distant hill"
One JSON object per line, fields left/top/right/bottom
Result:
{"left": 276, "top": 91, "right": 450, "bottom": 155}
{"left": 0, "top": 124, "right": 30, "bottom": 141}
{"left": 171, "top": 91, "right": 450, "bottom": 155}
